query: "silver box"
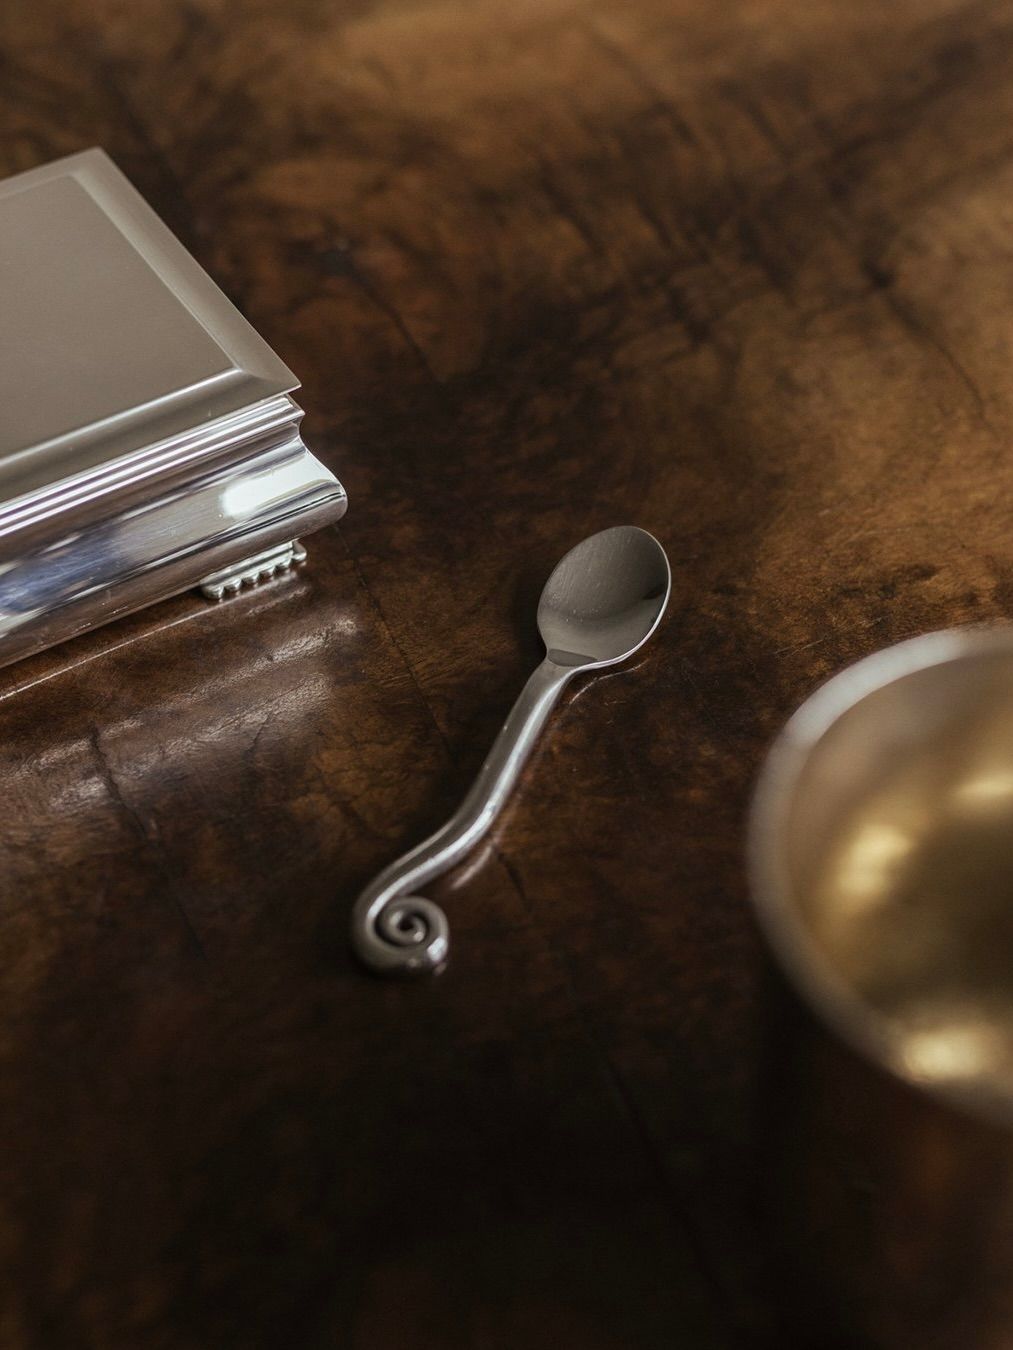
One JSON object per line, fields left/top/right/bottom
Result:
{"left": 0, "top": 148, "right": 347, "bottom": 668}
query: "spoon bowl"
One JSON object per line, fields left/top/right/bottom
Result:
{"left": 537, "top": 526, "right": 671, "bottom": 668}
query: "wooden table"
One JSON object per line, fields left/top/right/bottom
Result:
{"left": 2, "top": 1, "right": 1010, "bottom": 1344}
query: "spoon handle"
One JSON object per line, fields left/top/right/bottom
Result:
{"left": 351, "top": 656, "right": 573, "bottom": 976}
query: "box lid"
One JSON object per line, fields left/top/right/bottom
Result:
{"left": 0, "top": 148, "right": 298, "bottom": 509}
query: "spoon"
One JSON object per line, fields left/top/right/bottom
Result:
{"left": 351, "top": 525, "right": 671, "bottom": 976}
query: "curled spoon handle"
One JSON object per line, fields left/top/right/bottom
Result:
{"left": 351, "top": 657, "right": 573, "bottom": 976}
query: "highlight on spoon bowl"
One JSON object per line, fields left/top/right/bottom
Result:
{"left": 351, "top": 524, "right": 671, "bottom": 977}
{"left": 537, "top": 526, "right": 671, "bottom": 668}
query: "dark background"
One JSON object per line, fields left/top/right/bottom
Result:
{"left": 2, "top": 0, "right": 1011, "bottom": 1344}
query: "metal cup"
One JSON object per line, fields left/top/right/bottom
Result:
{"left": 750, "top": 628, "right": 1013, "bottom": 1348}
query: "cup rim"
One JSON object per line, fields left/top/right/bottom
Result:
{"left": 749, "top": 623, "right": 1013, "bottom": 1125}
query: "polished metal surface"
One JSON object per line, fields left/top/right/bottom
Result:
{"left": 0, "top": 436, "right": 346, "bottom": 668}
{"left": 751, "top": 628, "right": 1013, "bottom": 1346}
{"left": 200, "top": 541, "right": 307, "bottom": 601}
{"left": 752, "top": 627, "right": 1013, "bottom": 1120}
{"left": 351, "top": 526, "right": 671, "bottom": 976}
{"left": 0, "top": 149, "right": 348, "bottom": 666}
{"left": 0, "top": 149, "right": 296, "bottom": 500}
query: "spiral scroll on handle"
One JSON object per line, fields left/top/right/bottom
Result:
{"left": 354, "top": 887, "right": 450, "bottom": 976}
{"left": 351, "top": 658, "right": 572, "bottom": 977}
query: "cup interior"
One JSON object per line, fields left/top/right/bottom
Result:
{"left": 754, "top": 634, "right": 1013, "bottom": 1118}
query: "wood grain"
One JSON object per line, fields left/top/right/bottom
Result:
{"left": 3, "top": 0, "right": 1013, "bottom": 1344}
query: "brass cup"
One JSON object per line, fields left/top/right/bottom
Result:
{"left": 750, "top": 629, "right": 1013, "bottom": 1348}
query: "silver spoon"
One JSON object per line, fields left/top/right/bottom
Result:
{"left": 351, "top": 525, "right": 671, "bottom": 977}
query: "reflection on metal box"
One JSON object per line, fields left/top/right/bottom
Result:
{"left": 0, "top": 148, "right": 347, "bottom": 669}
